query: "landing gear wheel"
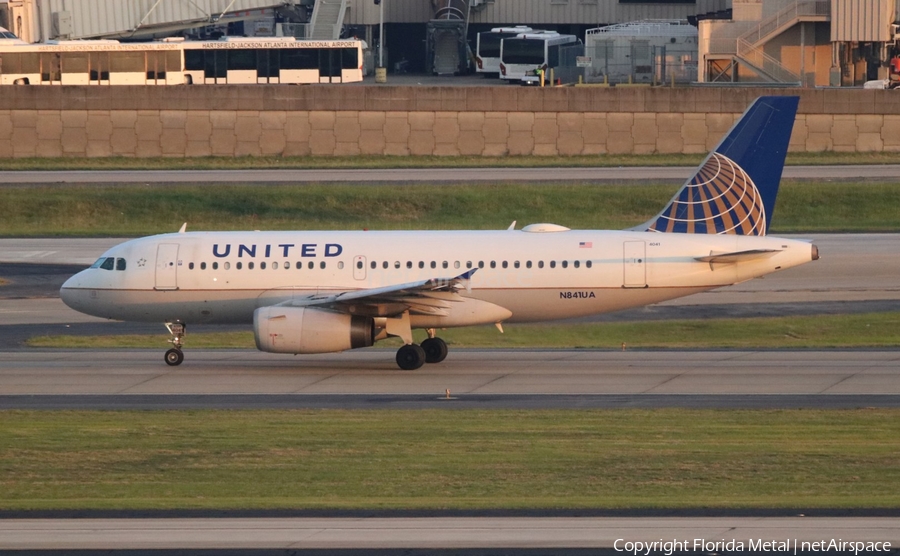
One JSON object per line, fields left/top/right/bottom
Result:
{"left": 421, "top": 337, "right": 448, "bottom": 364}
{"left": 165, "top": 348, "right": 184, "bottom": 366}
{"left": 396, "top": 344, "right": 426, "bottom": 370}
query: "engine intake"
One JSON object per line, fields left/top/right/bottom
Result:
{"left": 254, "top": 307, "right": 374, "bottom": 354}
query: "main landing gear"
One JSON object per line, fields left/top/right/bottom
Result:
{"left": 395, "top": 330, "right": 448, "bottom": 370}
{"left": 164, "top": 321, "right": 185, "bottom": 366}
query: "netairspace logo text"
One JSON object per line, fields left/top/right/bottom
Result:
{"left": 614, "top": 538, "right": 892, "bottom": 555}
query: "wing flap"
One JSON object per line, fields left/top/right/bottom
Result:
{"left": 288, "top": 269, "right": 477, "bottom": 317}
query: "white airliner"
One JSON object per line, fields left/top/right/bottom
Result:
{"left": 61, "top": 96, "right": 818, "bottom": 369}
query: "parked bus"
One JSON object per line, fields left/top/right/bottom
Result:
{"left": 499, "top": 32, "right": 583, "bottom": 85}
{"left": 475, "top": 26, "right": 536, "bottom": 77}
{"left": 0, "top": 35, "right": 364, "bottom": 85}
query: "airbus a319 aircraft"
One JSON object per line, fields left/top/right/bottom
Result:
{"left": 61, "top": 96, "right": 818, "bottom": 370}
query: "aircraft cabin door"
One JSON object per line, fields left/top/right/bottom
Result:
{"left": 623, "top": 241, "right": 647, "bottom": 288}
{"left": 155, "top": 243, "right": 180, "bottom": 290}
{"left": 353, "top": 255, "right": 367, "bottom": 281}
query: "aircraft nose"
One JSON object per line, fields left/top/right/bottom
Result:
{"left": 60, "top": 271, "right": 90, "bottom": 313}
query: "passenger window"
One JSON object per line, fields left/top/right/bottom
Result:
{"left": 308, "top": 261, "right": 314, "bottom": 270}
{"left": 248, "top": 262, "right": 255, "bottom": 270}
{"left": 212, "top": 262, "right": 219, "bottom": 270}
{"left": 454, "top": 261, "right": 460, "bottom": 269}
{"left": 189, "top": 262, "right": 195, "bottom": 270}
{"left": 538, "top": 261, "right": 544, "bottom": 269}
{"left": 116, "top": 258, "right": 127, "bottom": 271}
{"left": 394, "top": 261, "right": 401, "bottom": 269}
{"left": 430, "top": 261, "right": 436, "bottom": 269}
{"left": 466, "top": 261, "right": 472, "bottom": 269}
{"left": 502, "top": 261, "right": 508, "bottom": 269}
{"left": 383, "top": 261, "right": 388, "bottom": 269}
{"left": 586, "top": 260, "right": 592, "bottom": 269}
{"left": 357, "top": 261, "right": 364, "bottom": 269}
{"left": 224, "top": 262, "right": 231, "bottom": 270}
{"left": 338, "top": 261, "right": 344, "bottom": 269}
{"left": 562, "top": 261, "right": 568, "bottom": 269}
{"left": 526, "top": 261, "right": 532, "bottom": 269}
{"left": 514, "top": 261, "right": 520, "bottom": 269}
{"left": 407, "top": 261, "right": 413, "bottom": 269}
{"left": 236, "top": 262, "right": 243, "bottom": 270}
{"left": 272, "top": 262, "right": 278, "bottom": 270}
{"left": 490, "top": 261, "right": 496, "bottom": 269}
{"left": 418, "top": 261, "right": 425, "bottom": 269}
{"left": 284, "top": 261, "right": 290, "bottom": 269}
{"left": 574, "top": 261, "right": 580, "bottom": 269}
{"left": 550, "top": 261, "right": 556, "bottom": 269}
{"left": 260, "top": 262, "right": 266, "bottom": 270}
{"left": 200, "top": 262, "right": 207, "bottom": 270}
{"left": 320, "top": 261, "right": 326, "bottom": 269}
{"left": 442, "top": 261, "right": 448, "bottom": 269}
{"left": 478, "top": 261, "right": 484, "bottom": 269}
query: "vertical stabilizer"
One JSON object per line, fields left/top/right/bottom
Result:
{"left": 641, "top": 96, "right": 799, "bottom": 236}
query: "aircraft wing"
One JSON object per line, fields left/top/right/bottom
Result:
{"left": 286, "top": 269, "right": 477, "bottom": 317}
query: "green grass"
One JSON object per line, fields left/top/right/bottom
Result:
{"left": 26, "top": 312, "right": 900, "bottom": 350}
{"left": 1, "top": 151, "right": 898, "bottom": 171}
{"left": 1, "top": 181, "right": 900, "bottom": 236}
{"left": 1, "top": 408, "right": 898, "bottom": 510}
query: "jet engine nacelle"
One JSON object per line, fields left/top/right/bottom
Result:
{"left": 253, "top": 307, "right": 374, "bottom": 354}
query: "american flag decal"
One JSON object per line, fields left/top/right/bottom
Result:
{"left": 579, "top": 242, "right": 593, "bottom": 248}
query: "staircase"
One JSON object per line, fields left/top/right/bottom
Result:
{"left": 309, "top": 0, "right": 347, "bottom": 40}
{"left": 705, "top": 0, "right": 830, "bottom": 83}
{"left": 733, "top": 0, "right": 829, "bottom": 83}
{"left": 426, "top": 0, "right": 470, "bottom": 75}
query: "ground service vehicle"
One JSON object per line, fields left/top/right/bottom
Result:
{"left": 499, "top": 31, "right": 583, "bottom": 85}
{"left": 0, "top": 35, "right": 364, "bottom": 85}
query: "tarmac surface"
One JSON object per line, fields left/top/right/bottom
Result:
{"left": 0, "top": 164, "right": 898, "bottom": 184}
{"left": 2, "top": 348, "right": 898, "bottom": 407}
{"left": 2, "top": 516, "right": 899, "bottom": 551}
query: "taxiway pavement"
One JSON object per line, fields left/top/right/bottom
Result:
{"left": 2, "top": 516, "right": 899, "bottom": 551}
{"left": 2, "top": 349, "right": 898, "bottom": 402}
{"left": 1, "top": 165, "right": 899, "bottom": 185}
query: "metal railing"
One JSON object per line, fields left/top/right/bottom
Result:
{"left": 583, "top": 44, "right": 698, "bottom": 85}
{"left": 736, "top": 37, "right": 800, "bottom": 82}
{"left": 739, "top": 0, "right": 829, "bottom": 46}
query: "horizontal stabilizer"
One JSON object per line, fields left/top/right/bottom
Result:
{"left": 696, "top": 249, "right": 781, "bottom": 264}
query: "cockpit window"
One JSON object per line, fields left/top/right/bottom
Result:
{"left": 116, "top": 258, "right": 126, "bottom": 271}
{"left": 91, "top": 257, "right": 116, "bottom": 270}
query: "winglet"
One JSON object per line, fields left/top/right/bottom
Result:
{"left": 507, "top": 221, "right": 517, "bottom": 231}
{"left": 178, "top": 223, "right": 187, "bottom": 233}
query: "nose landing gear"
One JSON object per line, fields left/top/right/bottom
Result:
{"left": 164, "top": 322, "right": 185, "bottom": 366}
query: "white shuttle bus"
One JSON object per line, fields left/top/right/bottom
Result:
{"left": 475, "top": 26, "right": 536, "bottom": 77}
{"left": 499, "top": 32, "right": 584, "bottom": 85}
{"left": 0, "top": 35, "right": 364, "bottom": 85}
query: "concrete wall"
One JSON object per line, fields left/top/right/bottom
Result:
{"left": 2, "top": 86, "right": 900, "bottom": 158}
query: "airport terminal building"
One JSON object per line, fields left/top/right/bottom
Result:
{"left": 3, "top": 0, "right": 900, "bottom": 86}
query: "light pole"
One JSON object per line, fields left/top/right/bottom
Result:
{"left": 374, "top": 0, "right": 386, "bottom": 82}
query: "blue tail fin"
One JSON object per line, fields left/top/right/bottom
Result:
{"left": 642, "top": 96, "right": 799, "bottom": 236}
